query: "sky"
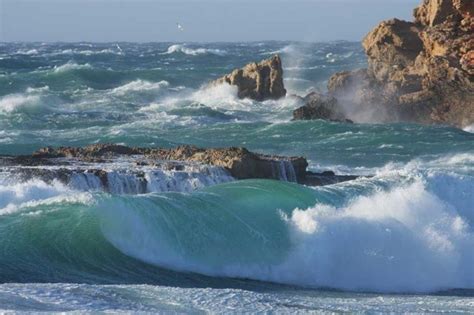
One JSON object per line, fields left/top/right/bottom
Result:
{"left": 0, "top": 0, "right": 420, "bottom": 42}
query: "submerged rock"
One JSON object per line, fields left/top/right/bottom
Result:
{"left": 292, "top": 92, "right": 353, "bottom": 123}
{"left": 211, "top": 55, "right": 286, "bottom": 101}
{"left": 327, "top": 0, "right": 474, "bottom": 127}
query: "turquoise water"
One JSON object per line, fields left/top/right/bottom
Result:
{"left": 0, "top": 42, "right": 473, "bottom": 312}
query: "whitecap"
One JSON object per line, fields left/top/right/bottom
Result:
{"left": 463, "top": 124, "right": 474, "bottom": 133}
{"left": 16, "top": 49, "right": 39, "bottom": 55}
{"left": 53, "top": 62, "right": 92, "bottom": 73}
{"left": 163, "top": 44, "right": 226, "bottom": 56}
{"left": 0, "top": 179, "right": 93, "bottom": 215}
{"left": 110, "top": 80, "right": 170, "bottom": 96}
{"left": 280, "top": 175, "right": 474, "bottom": 292}
{"left": 0, "top": 94, "right": 41, "bottom": 113}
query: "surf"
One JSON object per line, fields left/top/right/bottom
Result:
{"left": 1, "top": 164, "right": 472, "bottom": 293}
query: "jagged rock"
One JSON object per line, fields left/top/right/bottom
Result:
{"left": 211, "top": 55, "right": 286, "bottom": 101}
{"left": 363, "top": 19, "right": 423, "bottom": 82}
{"left": 414, "top": 0, "right": 459, "bottom": 26}
{"left": 292, "top": 92, "right": 352, "bottom": 123}
{"left": 327, "top": 0, "right": 474, "bottom": 128}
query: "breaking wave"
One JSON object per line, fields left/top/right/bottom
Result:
{"left": 53, "top": 62, "right": 93, "bottom": 73}
{"left": 0, "top": 155, "right": 472, "bottom": 293}
{"left": 110, "top": 80, "right": 170, "bottom": 96}
{"left": 163, "top": 44, "right": 227, "bottom": 56}
{"left": 463, "top": 124, "right": 474, "bottom": 133}
{"left": 0, "top": 94, "right": 41, "bottom": 113}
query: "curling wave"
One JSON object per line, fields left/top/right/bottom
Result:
{"left": 0, "top": 161, "right": 472, "bottom": 293}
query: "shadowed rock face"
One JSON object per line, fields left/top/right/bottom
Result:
{"left": 327, "top": 0, "right": 473, "bottom": 127}
{"left": 211, "top": 55, "right": 286, "bottom": 101}
{"left": 292, "top": 92, "right": 352, "bottom": 123}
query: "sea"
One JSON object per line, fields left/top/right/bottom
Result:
{"left": 0, "top": 41, "right": 473, "bottom": 313}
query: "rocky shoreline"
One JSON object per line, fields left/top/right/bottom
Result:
{"left": 294, "top": 0, "right": 473, "bottom": 127}
{"left": 211, "top": 0, "right": 472, "bottom": 128}
{"left": 0, "top": 144, "right": 361, "bottom": 194}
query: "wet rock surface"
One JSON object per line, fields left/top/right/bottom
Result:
{"left": 0, "top": 144, "right": 360, "bottom": 192}
{"left": 292, "top": 92, "right": 353, "bottom": 123}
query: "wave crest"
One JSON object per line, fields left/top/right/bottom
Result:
{"left": 53, "top": 62, "right": 93, "bottom": 73}
{"left": 110, "top": 80, "right": 170, "bottom": 96}
{"left": 164, "top": 44, "right": 226, "bottom": 56}
{"left": 282, "top": 177, "right": 473, "bottom": 292}
{"left": 0, "top": 94, "right": 41, "bottom": 113}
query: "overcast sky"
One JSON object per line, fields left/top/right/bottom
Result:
{"left": 0, "top": 0, "right": 420, "bottom": 42}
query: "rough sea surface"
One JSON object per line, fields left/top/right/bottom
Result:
{"left": 0, "top": 42, "right": 473, "bottom": 313}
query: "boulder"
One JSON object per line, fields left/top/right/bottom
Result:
{"left": 211, "top": 55, "right": 286, "bottom": 101}
{"left": 292, "top": 92, "right": 352, "bottom": 122}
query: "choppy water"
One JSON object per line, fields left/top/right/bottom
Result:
{"left": 0, "top": 42, "right": 473, "bottom": 313}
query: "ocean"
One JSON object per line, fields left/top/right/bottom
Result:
{"left": 0, "top": 41, "right": 473, "bottom": 313}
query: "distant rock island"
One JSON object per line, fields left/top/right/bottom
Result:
{"left": 211, "top": 54, "right": 286, "bottom": 101}
{"left": 295, "top": 0, "right": 473, "bottom": 127}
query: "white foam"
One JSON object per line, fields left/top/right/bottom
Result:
{"left": 110, "top": 80, "right": 170, "bottom": 96}
{"left": 191, "top": 84, "right": 249, "bottom": 109}
{"left": 16, "top": 49, "right": 39, "bottom": 55}
{"left": 2, "top": 283, "right": 472, "bottom": 313}
{"left": 53, "top": 62, "right": 92, "bottom": 73}
{"left": 25, "top": 86, "right": 50, "bottom": 93}
{"left": 280, "top": 177, "right": 474, "bottom": 292}
{"left": 77, "top": 48, "right": 119, "bottom": 56}
{"left": 163, "top": 44, "right": 226, "bottom": 56}
{"left": 463, "top": 124, "right": 474, "bottom": 133}
{"left": 69, "top": 165, "right": 234, "bottom": 194}
{"left": 0, "top": 179, "right": 92, "bottom": 215}
{"left": 263, "top": 45, "right": 298, "bottom": 55}
{"left": 0, "top": 94, "right": 41, "bottom": 113}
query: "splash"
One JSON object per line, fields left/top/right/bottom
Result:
{"left": 0, "top": 94, "right": 41, "bottom": 113}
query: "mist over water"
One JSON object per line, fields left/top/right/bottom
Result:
{"left": 0, "top": 42, "right": 473, "bottom": 312}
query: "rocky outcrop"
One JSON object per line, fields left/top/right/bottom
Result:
{"left": 327, "top": 0, "right": 474, "bottom": 127}
{"left": 211, "top": 55, "right": 286, "bottom": 101}
{"left": 292, "top": 92, "right": 352, "bottom": 123}
{"left": 1, "top": 144, "right": 360, "bottom": 189}
{"left": 29, "top": 144, "right": 307, "bottom": 182}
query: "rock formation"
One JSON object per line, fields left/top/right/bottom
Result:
{"left": 211, "top": 55, "right": 286, "bottom": 101}
{"left": 1, "top": 144, "right": 359, "bottom": 190}
{"left": 326, "top": 0, "right": 473, "bottom": 127}
{"left": 292, "top": 92, "right": 353, "bottom": 123}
